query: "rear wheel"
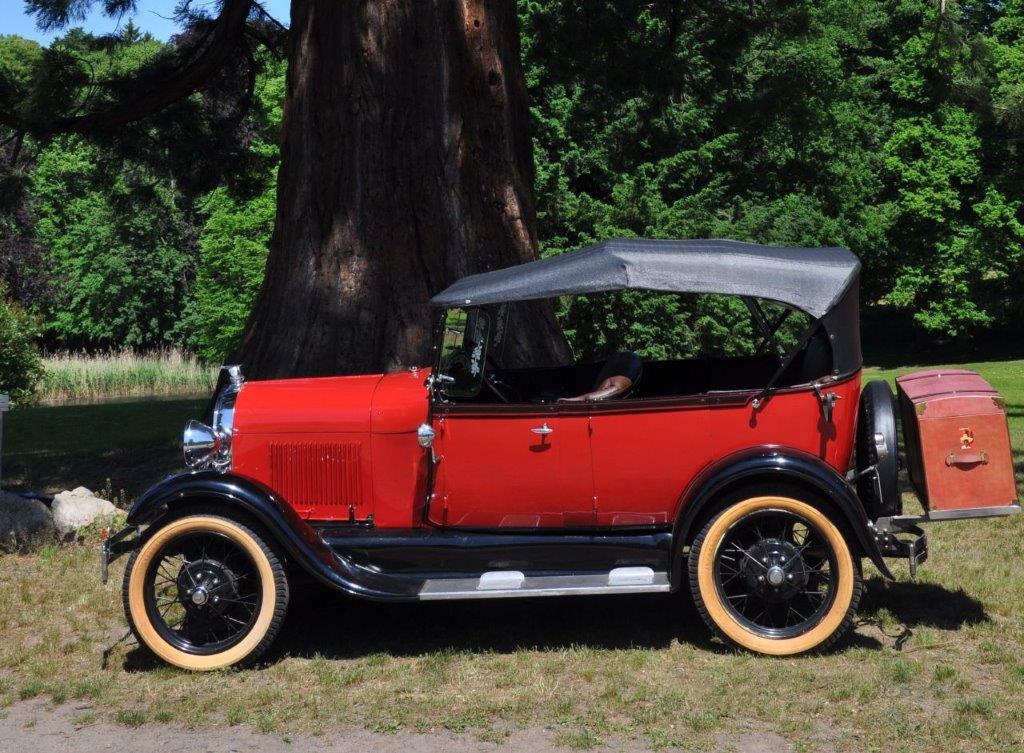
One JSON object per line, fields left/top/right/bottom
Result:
{"left": 123, "top": 514, "right": 288, "bottom": 670}
{"left": 688, "top": 495, "right": 861, "bottom": 655}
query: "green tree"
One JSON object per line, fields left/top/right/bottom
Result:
{"left": 177, "top": 185, "right": 274, "bottom": 360}
{"left": 176, "top": 55, "right": 285, "bottom": 361}
{"left": 29, "top": 135, "right": 189, "bottom": 349}
{"left": 0, "top": 287, "right": 44, "bottom": 403}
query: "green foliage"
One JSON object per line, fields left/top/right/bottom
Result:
{"left": 175, "top": 55, "right": 285, "bottom": 361}
{"left": 523, "top": 0, "right": 1024, "bottom": 345}
{"left": 176, "top": 185, "right": 275, "bottom": 361}
{"left": 0, "top": 288, "right": 44, "bottom": 404}
{"left": 29, "top": 135, "right": 189, "bottom": 349}
{"left": 3, "top": 1, "right": 1024, "bottom": 362}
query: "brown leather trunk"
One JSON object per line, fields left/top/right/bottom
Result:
{"left": 897, "top": 369, "right": 1018, "bottom": 513}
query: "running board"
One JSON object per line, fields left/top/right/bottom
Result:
{"left": 418, "top": 567, "right": 670, "bottom": 600}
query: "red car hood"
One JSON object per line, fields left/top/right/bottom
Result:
{"left": 233, "top": 373, "right": 383, "bottom": 435}
{"left": 233, "top": 369, "right": 430, "bottom": 435}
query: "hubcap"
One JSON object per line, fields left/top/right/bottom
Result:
{"left": 714, "top": 508, "right": 838, "bottom": 639}
{"left": 739, "top": 538, "right": 808, "bottom": 602}
{"left": 176, "top": 559, "right": 239, "bottom": 618}
{"left": 145, "top": 530, "right": 262, "bottom": 655}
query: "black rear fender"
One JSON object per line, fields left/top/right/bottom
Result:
{"left": 127, "top": 471, "right": 421, "bottom": 601}
{"left": 672, "top": 448, "right": 894, "bottom": 586}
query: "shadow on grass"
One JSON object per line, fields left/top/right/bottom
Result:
{"left": 120, "top": 575, "right": 989, "bottom": 670}
{"left": 5, "top": 445, "right": 180, "bottom": 500}
{"left": 122, "top": 586, "right": 723, "bottom": 670}
{"left": 860, "top": 577, "right": 988, "bottom": 630}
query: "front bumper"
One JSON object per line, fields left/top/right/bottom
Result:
{"left": 99, "top": 526, "right": 141, "bottom": 584}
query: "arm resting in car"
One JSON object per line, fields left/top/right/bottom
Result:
{"left": 558, "top": 375, "right": 634, "bottom": 402}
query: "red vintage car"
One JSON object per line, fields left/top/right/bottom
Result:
{"left": 101, "top": 239, "right": 1019, "bottom": 669}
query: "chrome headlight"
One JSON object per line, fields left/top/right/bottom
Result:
{"left": 183, "top": 419, "right": 220, "bottom": 468}
{"left": 184, "top": 364, "right": 243, "bottom": 471}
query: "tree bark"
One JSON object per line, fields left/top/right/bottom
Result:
{"left": 239, "top": 0, "right": 569, "bottom": 378}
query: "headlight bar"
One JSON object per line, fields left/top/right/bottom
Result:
{"left": 183, "top": 364, "right": 243, "bottom": 471}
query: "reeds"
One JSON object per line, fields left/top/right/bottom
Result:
{"left": 39, "top": 349, "right": 217, "bottom": 403}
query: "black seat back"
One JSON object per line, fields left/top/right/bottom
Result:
{"left": 594, "top": 351, "right": 643, "bottom": 390}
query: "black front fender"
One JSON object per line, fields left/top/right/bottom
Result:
{"left": 128, "top": 471, "right": 422, "bottom": 601}
{"left": 672, "top": 447, "right": 894, "bottom": 584}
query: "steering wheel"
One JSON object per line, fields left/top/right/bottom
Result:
{"left": 483, "top": 353, "right": 522, "bottom": 403}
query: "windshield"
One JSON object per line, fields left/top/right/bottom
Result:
{"left": 437, "top": 307, "right": 490, "bottom": 397}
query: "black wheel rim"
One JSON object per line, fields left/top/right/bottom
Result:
{"left": 712, "top": 508, "right": 839, "bottom": 640}
{"left": 143, "top": 530, "right": 262, "bottom": 655}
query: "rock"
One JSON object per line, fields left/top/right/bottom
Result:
{"left": 0, "top": 492, "right": 56, "bottom": 553}
{"left": 51, "top": 487, "right": 118, "bottom": 537}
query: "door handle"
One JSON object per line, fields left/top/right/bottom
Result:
{"left": 530, "top": 423, "right": 553, "bottom": 435}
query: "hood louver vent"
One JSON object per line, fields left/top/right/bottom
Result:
{"left": 269, "top": 442, "right": 363, "bottom": 513}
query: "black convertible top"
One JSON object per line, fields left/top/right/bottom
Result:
{"left": 431, "top": 238, "right": 862, "bottom": 376}
{"left": 432, "top": 238, "right": 859, "bottom": 319}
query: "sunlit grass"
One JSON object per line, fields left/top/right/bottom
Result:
{"left": 39, "top": 349, "right": 217, "bottom": 403}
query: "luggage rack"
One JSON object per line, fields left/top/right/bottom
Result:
{"left": 870, "top": 505, "right": 1021, "bottom": 578}
{"left": 869, "top": 516, "right": 928, "bottom": 578}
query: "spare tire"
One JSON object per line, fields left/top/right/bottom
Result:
{"left": 856, "top": 380, "right": 901, "bottom": 519}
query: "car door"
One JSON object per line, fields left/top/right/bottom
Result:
{"left": 428, "top": 406, "right": 595, "bottom": 528}
{"left": 588, "top": 397, "right": 710, "bottom": 526}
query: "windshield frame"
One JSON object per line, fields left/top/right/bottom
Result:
{"left": 433, "top": 306, "right": 492, "bottom": 399}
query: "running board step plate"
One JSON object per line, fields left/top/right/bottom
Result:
{"left": 418, "top": 567, "right": 670, "bottom": 600}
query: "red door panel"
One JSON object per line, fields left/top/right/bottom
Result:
{"left": 430, "top": 411, "right": 594, "bottom": 528}
{"left": 589, "top": 399, "right": 710, "bottom": 526}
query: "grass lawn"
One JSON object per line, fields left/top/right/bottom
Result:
{"left": 3, "top": 397, "right": 206, "bottom": 501}
{"left": 0, "top": 359, "right": 1021, "bottom": 751}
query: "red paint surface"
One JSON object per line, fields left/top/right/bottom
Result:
{"left": 431, "top": 410, "right": 595, "bottom": 528}
{"left": 230, "top": 367, "right": 862, "bottom": 527}
{"left": 897, "top": 370, "right": 1017, "bottom": 511}
{"left": 232, "top": 369, "right": 429, "bottom": 522}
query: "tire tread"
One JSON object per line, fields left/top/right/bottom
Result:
{"left": 687, "top": 502, "right": 863, "bottom": 655}
{"left": 122, "top": 512, "right": 289, "bottom": 669}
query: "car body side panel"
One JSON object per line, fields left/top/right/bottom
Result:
{"left": 589, "top": 398, "right": 709, "bottom": 526}
{"left": 230, "top": 366, "right": 860, "bottom": 530}
{"left": 702, "top": 373, "right": 861, "bottom": 479}
{"left": 430, "top": 410, "right": 595, "bottom": 528}
{"left": 584, "top": 372, "right": 860, "bottom": 527}
{"left": 369, "top": 368, "right": 432, "bottom": 526}
{"left": 230, "top": 370, "right": 430, "bottom": 523}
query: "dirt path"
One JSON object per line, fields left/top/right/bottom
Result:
{"left": 0, "top": 699, "right": 802, "bottom": 753}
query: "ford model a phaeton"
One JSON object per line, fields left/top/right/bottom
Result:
{"left": 101, "top": 239, "right": 1019, "bottom": 668}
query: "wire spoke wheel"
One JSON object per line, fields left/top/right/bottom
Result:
{"left": 689, "top": 495, "right": 861, "bottom": 656}
{"left": 143, "top": 531, "right": 262, "bottom": 654}
{"left": 713, "top": 509, "right": 837, "bottom": 639}
{"left": 124, "top": 514, "right": 289, "bottom": 670}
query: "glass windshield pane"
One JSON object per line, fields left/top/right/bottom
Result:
{"left": 437, "top": 307, "right": 490, "bottom": 397}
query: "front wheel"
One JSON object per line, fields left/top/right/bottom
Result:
{"left": 688, "top": 495, "right": 861, "bottom": 656}
{"left": 123, "top": 514, "right": 289, "bottom": 670}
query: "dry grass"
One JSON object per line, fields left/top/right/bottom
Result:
{"left": 3, "top": 522, "right": 1024, "bottom": 751}
{"left": 0, "top": 358, "right": 1021, "bottom": 750}
{"left": 39, "top": 350, "right": 216, "bottom": 403}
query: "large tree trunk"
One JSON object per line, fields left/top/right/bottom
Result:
{"left": 239, "top": 0, "right": 569, "bottom": 378}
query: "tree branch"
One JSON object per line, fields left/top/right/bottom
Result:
{"left": 46, "top": 0, "right": 256, "bottom": 135}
